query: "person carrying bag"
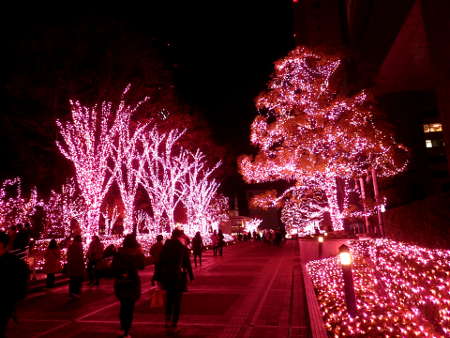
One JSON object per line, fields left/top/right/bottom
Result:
{"left": 148, "top": 286, "right": 165, "bottom": 309}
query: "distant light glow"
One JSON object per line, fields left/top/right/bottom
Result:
{"left": 339, "top": 251, "right": 352, "bottom": 265}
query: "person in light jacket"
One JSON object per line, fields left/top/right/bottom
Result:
{"left": 44, "top": 239, "right": 61, "bottom": 288}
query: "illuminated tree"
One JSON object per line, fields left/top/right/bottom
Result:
{"left": 110, "top": 104, "right": 148, "bottom": 234}
{"left": 0, "top": 178, "right": 43, "bottom": 228}
{"left": 181, "top": 150, "right": 221, "bottom": 234}
{"left": 102, "top": 204, "right": 120, "bottom": 236}
{"left": 205, "top": 193, "right": 230, "bottom": 232}
{"left": 44, "top": 178, "right": 84, "bottom": 238}
{"left": 56, "top": 86, "right": 147, "bottom": 235}
{"left": 280, "top": 188, "right": 328, "bottom": 235}
{"left": 240, "top": 47, "right": 408, "bottom": 231}
{"left": 138, "top": 128, "right": 192, "bottom": 232}
{"left": 244, "top": 218, "right": 262, "bottom": 233}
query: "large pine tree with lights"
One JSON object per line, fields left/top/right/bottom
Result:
{"left": 240, "top": 47, "right": 408, "bottom": 231}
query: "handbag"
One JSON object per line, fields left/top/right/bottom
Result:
{"left": 149, "top": 287, "right": 165, "bottom": 308}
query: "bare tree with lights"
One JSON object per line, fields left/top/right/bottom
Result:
{"left": 181, "top": 149, "right": 221, "bottom": 234}
{"left": 56, "top": 86, "right": 147, "bottom": 235}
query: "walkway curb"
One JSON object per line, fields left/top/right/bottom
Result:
{"left": 298, "top": 240, "right": 328, "bottom": 338}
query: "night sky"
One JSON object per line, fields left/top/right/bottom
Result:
{"left": 0, "top": 2, "right": 294, "bottom": 198}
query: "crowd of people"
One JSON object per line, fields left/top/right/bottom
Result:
{"left": 0, "top": 224, "right": 284, "bottom": 337}
{"left": 235, "top": 229, "right": 285, "bottom": 247}
{"left": 0, "top": 226, "right": 233, "bottom": 337}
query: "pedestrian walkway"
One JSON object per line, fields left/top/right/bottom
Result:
{"left": 7, "top": 240, "right": 310, "bottom": 337}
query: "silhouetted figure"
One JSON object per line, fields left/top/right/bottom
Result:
{"left": 87, "top": 235, "right": 104, "bottom": 286}
{"left": 6, "top": 226, "right": 16, "bottom": 251}
{"left": 67, "top": 235, "right": 84, "bottom": 299}
{"left": 180, "top": 230, "right": 191, "bottom": 248}
{"left": 154, "top": 229, "right": 194, "bottom": 334}
{"left": 44, "top": 239, "right": 61, "bottom": 288}
{"left": 103, "top": 244, "right": 117, "bottom": 258}
{"left": 217, "top": 230, "right": 224, "bottom": 256}
{"left": 192, "top": 232, "right": 204, "bottom": 267}
{"left": 112, "top": 234, "right": 145, "bottom": 338}
{"left": 274, "top": 231, "right": 283, "bottom": 247}
{"left": 211, "top": 230, "right": 219, "bottom": 256}
{"left": 14, "top": 224, "right": 27, "bottom": 251}
{"left": 0, "top": 232, "right": 28, "bottom": 337}
{"left": 150, "top": 235, "right": 164, "bottom": 285}
{"left": 252, "top": 231, "right": 257, "bottom": 241}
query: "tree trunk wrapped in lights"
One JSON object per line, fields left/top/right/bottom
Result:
{"left": 240, "top": 46, "right": 408, "bottom": 232}
{"left": 280, "top": 188, "right": 328, "bottom": 236}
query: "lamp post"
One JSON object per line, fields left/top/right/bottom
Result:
{"left": 317, "top": 235, "right": 324, "bottom": 258}
{"left": 338, "top": 244, "right": 357, "bottom": 316}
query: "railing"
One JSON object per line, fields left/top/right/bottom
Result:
{"left": 298, "top": 240, "right": 328, "bottom": 338}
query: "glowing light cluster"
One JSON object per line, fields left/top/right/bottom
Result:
{"left": 307, "top": 239, "right": 450, "bottom": 336}
{"left": 239, "top": 46, "right": 408, "bottom": 231}
{"left": 57, "top": 87, "right": 225, "bottom": 238}
{"left": 44, "top": 178, "right": 85, "bottom": 238}
{"left": 243, "top": 218, "right": 262, "bottom": 233}
{"left": 182, "top": 150, "right": 221, "bottom": 234}
{"left": 56, "top": 86, "right": 147, "bottom": 234}
{"left": 281, "top": 188, "right": 328, "bottom": 236}
{"left": 0, "top": 177, "right": 43, "bottom": 228}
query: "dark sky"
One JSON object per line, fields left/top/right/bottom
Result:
{"left": 0, "top": 2, "right": 294, "bottom": 195}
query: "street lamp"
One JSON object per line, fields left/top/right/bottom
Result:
{"left": 317, "top": 235, "right": 324, "bottom": 258}
{"left": 338, "top": 244, "right": 357, "bottom": 316}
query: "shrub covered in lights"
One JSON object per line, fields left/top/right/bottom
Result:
{"left": 306, "top": 239, "right": 450, "bottom": 336}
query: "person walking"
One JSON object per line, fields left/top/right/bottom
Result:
{"left": 217, "top": 229, "right": 225, "bottom": 256}
{"left": 154, "top": 229, "right": 194, "bottom": 334}
{"left": 150, "top": 235, "right": 164, "bottom": 285}
{"left": 192, "top": 232, "right": 204, "bottom": 267}
{"left": 86, "top": 235, "right": 104, "bottom": 286}
{"left": 0, "top": 232, "right": 28, "bottom": 338}
{"left": 211, "top": 230, "right": 218, "bottom": 256}
{"left": 44, "top": 239, "right": 61, "bottom": 288}
{"left": 66, "top": 235, "right": 84, "bottom": 299}
{"left": 112, "top": 234, "right": 145, "bottom": 338}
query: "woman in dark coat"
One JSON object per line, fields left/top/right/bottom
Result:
{"left": 191, "top": 232, "right": 204, "bottom": 267}
{"left": 154, "top": 228, "right": 194, "bottom": 333}
{"left": 86, "top": 235, "right": 104, "bottom": 286}
{"left": 66, "top": 235, "right": 84, "bottom": 298}
{"left": 217, "top": 229, "right": 225, "bottom": 256}
{"left": 112, "top": 234, "right": 145, "bottom": 338}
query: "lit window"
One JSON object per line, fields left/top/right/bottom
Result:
{"left": 425, "top": 140, "right": 432, "bottom": 148}
{"left": 423, "top": 123, "right": 443, "bottom": 133}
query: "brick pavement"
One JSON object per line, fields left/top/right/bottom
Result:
{"left": 7, "top": 240, "right": 310, "bottom": 337}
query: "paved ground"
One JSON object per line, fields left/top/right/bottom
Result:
{"left": 7, "top": 240, "right": 310, "bottom": 338}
